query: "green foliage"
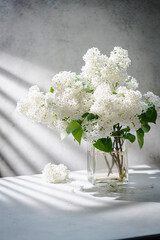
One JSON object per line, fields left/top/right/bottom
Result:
{"left": 86, "top": 89, "right": 94, "bottom": 93}
{"left": 72, "top": 127, "right": 83, "bottom": 144}
{"left": 141, "top": 123, "right": 151, "bottom": 133}
{"left": 82, "top": 112, "right": 89, "bottom": 118}
{"left": 62, "top": 117, "right": 69, "bottom": 121}
{"left": 76, "top": 119, "right": 82, "bottom": 125}
{"left": 66, "top": 120, "right": 80, "bottom": 134}
{"left": 139, "top": 104, "right": 157, "bottom": 124}
{"left": 123, "top": 133, "right": 136, "bottom": 143}
{"left": 66, "top": 120, "right": 83, "bottom": 144}
{"left": 61, "top": 104, "right": 158, "bottom": 150}
{"left": 87, "top": 113, "right": 99, "bottom": 121}
{"left": 120, "top": 126, "right": 130, "bottom": 133}
{"left": 136, "top": 128, "right": 144, "bottom": 149}
{"left": 136, "top": 104, "right": 157, "bottom": 149}
{"left": 112, "top": 126, "right": 130, "bottom": 137}
{"left": 93, "top": 137, "right": 112, "bottom": 152}
{"left": 82, "top": 112, "right": 99, "bottom": 121}
{"left": 61, "top": 111, "right": 99, "bottom": 144}
{"left": 50, "top": 87, "right": 54, "bottom": 93}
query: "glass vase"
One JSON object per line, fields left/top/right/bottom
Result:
{"left": 87, "top": 137, "right": 128, "bottom": 184}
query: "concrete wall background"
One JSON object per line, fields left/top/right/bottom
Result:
{"left": 0, "top": 0, "right": 160, "bottom": 177}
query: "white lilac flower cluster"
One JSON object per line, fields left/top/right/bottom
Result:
{"left": 16, "top": 86, "right": 58, "bottom": 128}
{"left": 42, "top": 163, "right": 69, "bottom": 183}
{"left": 82, "top": 84, "right": 147, "bottom": 142}
{"left": 17, "top": 47, "right": 160, "bottom": 144}
{"left": 16, "top": 85, "right": 67, "bottom": 131}
{"left": 46, "top": 71, "right": 92, "bottom": 121}
{"left": 144, "top": 91, "right": 160, "bottom": 114}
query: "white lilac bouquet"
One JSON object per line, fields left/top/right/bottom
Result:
{"left": 17, "top": 47, "right": 160, "bottom": 154}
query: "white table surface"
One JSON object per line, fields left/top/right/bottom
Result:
{"left": 0, "top": 165, "right": 160, "bottom": 240}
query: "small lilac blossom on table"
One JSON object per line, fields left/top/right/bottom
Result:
{"left": 42, "top": 163, "right": 69, "bottom": 183}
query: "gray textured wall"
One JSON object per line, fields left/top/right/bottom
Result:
{"left": 0, "top": 0, "right": 160, "bottom": 177}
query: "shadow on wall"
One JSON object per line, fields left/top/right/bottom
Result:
{"left": 0, "top": 54, "right": 86, "bottom": 177}
{"left": 0, "top": 63, "right": 54, "bottom": 176}
{"left": 0, "top": 66, "right": 33, "bottom": 88}
{"left": 0, "top": 108, "right": 72, "bottom": 176}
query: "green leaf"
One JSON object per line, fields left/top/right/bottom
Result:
{"left": 120, "top": 126, "right": 130, "bottom": 134}
{"left": 76, "top": 119, "right": 82, "bottom": 125}
{"left": 136, "top": 128, "right": 144, "bottom": 149}
{"left": 112, "top": 126, "right": 130, "bottom": 137}
{"left": 87, "top": 113, "right": 99, "bottom": 121}
{"left": 111, "top": 131, "right": 119, "bottom": 137}
{"left": 85, "top": 89, "right": 94, "bottom": 93}
{"left": 66, "top": 120, "right": 83, "bottom": 144}
{"left": 93, "top": 137, "right": 112, "bottom": 153}
{"left": 82, "top": 112, "right": 99, "bottom": 120}
{"left": 112, "top": 91, "right": 117, "bottom": 95}
{"left": 66, "top": 120, "right": 81, "bottom": 134}
{"left": 139, "top": 105, "right": 157, "bottom": 124}
{"left": 148, "top": 103, "right": 154, "bottom": 108}
{"left": 72, "top": 128, "right": 83, "bottom": 144}
{"left": 121, "top": 126, "right": 130, "bottom": 132}
{"left": 141, "top": 123, "right": 151, "bottom": 133}
{"left": 124, "top": 133, "right": 136, "bottom": 143}
{"left": 50, "top": 87, "right": 54, "bottom": 93}
{"left": 62, "top": 117, "right": 69, "bottom": 121}
{"left": 82, "top": 112, "right": 89, "bottom": 118}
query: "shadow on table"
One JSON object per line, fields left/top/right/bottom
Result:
{"left": 82, "top": 166, "right": 160, "bottom": 203}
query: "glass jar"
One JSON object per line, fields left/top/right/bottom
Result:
{"left": 87, "top": 137, "right": 128, "bottom": 184}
